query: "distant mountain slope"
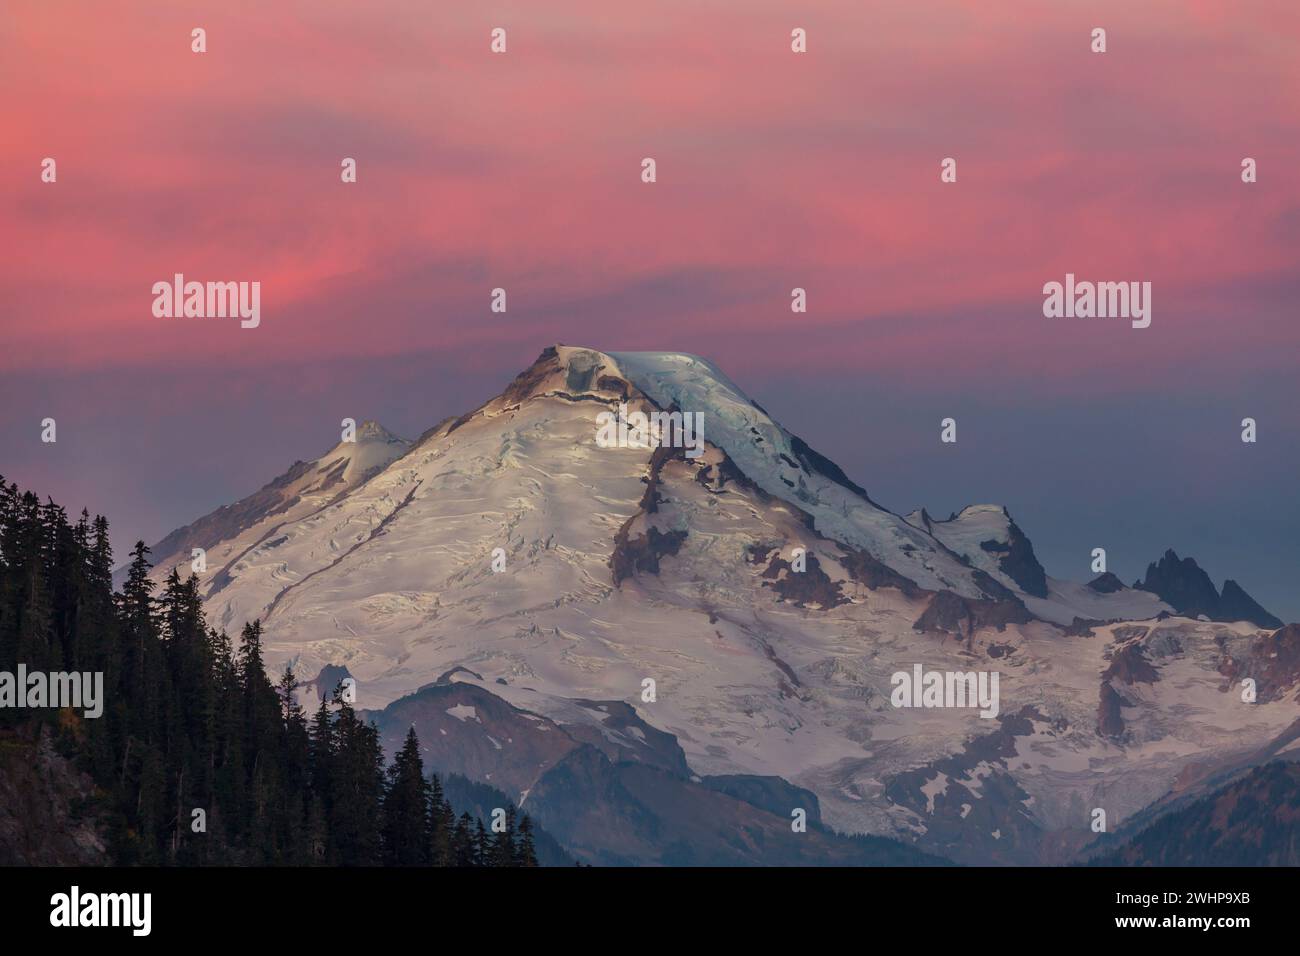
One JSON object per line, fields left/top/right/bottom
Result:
{"left": 1090, "top": 760, "right": 1300, "bottom": 866}
{"left": 905, "top": 505, "right": 1049, "bottom": 598}
{"left": 366, "top": 674, "right": 942, "bottom": 866}
{"left": 435, "top": 773, "right": 575, "bottom": 868}
{"left": 606, "top": 350, "right": 997, "bottom": 599}
{"left": 904, "top": 507, "right": 1171, "bottom": 627}
{"left": 135, "top": 421, "right": 409, "bottom": 629}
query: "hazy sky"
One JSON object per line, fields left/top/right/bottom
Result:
{"left": 2, "top": 1, "right": 1297, "bottom": 619}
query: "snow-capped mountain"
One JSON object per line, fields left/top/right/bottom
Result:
{"left": 143, "top": 346, "right": 1299, "bottom": 864}
{"left": 137, "top": 420, "right": 409, "bottom": 601}
{"left": 903, "top": 504, "right": 1173, "bottom": 626}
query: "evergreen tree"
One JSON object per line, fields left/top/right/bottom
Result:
{"left": 277, "top": 664, "right": 312, "bottom": 863}
{"left": 0, "top": 476, "right": 533, "bottom": 869}
{"left": 117, "top": 541, "right": 162, "bottom": 745}
{"left": 490, "top": 804, "right": 518, "bottom": 867}
{"left": 473, "top": 818, "right": 490, "bottom": 867}
{"left": 428, "top": 772, "right": 455, "bottom": 866}
{"left": 327, "top": 685, "right": 384, "bottom": 865}
{"left": 451, "top": 813, "right": 476, "bottom": 867}
{"left": 516, "top": 815, "right": 539, "bottom": 867}
{"left": 381, "top": 727, "right": 431, "bottom": 865}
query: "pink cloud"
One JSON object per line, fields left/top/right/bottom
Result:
{"left": 1, "top": 0, "right": 1296, "bottom": 398}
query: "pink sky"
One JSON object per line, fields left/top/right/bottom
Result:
{"left": 3, "top": 0, "right": 1297, "bottom": 386}
{"left": 2, "top": 1, "right": 1298, "bottom": 618}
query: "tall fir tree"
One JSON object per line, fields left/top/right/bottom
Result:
{"left": 381, "top": 727, "right": 432, "bottom": 865}
{"left": 516, "top": 815, "right": 539, "bottom": 867}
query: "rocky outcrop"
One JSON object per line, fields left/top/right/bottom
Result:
{"left": 611, "top": 526, "right": 687, "bottom": 584}
{"left": 913, "top": 590, "right": 1032, "bottom": 644}
{"left": 1096, "top": 637, "right": 1161, "bottom": 741}
{"left": 1216, "top": 624, "right": 1300, "bottom": 703}
{"left": 979, "top": 514, "right": 1049, "bottom": 598}
{"left": 1219, "top": 579, "right": 1284, "bottom": 630}
{"left": 610, "top": 445, "right": 688, "bottom": 585}
{"left": 1086, "top": 572, "right": 1126, "bottom": 593}
{"left": 1136, "top": 550, "right": 1221, "bottom": 616}
{"left": 909, "top": 505, "right": 1049, "bottom": 600}
{"left": 838, "top": 546, "right": 923, "bottom": 597}
{"left": 1103, "top": 642, "right": 1160, "bottom": 686}
{"left": 760, "top": 551, "right": 849, "bottom": 609}
{"left": 1136, "top": 550, "right": 1282, "bottom": 629}
{"left": 0, "top": 723, "right": 108, "bottom": 865}
{"left": 1097, "top": 683, "right": 1128, "bottom": 740}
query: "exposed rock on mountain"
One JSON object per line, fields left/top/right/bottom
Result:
{"left": 907, "top": 505, "right": 1049, "bottom": 598}
{"left": 0, "top": 723, "right": 108, "bottom": 865}
{"left": 1136, "top": 549, "right": 1282, "bottom": 629}
{"left": 1219, "top": 579, "right": 1285, "bottom": 630}
{"left": 1086, "top": 572, "right": 1126, "bottom": 593}
{"left": 1216, "top": 624, "right": 1300, "bottom": 704}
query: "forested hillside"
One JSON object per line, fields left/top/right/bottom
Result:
{"left": 0, "top": 475, "right": 539, "bottom": 866}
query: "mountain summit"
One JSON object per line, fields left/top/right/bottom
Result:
{"left": 141, "top": 346, "right": 1297, "bottom": 865}
{"left": 1136, "top": 549, "right": 1282, "bottom": 629}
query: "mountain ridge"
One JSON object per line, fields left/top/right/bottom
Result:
{"left": 137, "top": 345, "right": 1298, "bottom": 865}
{"left": 1136, "top": 549, "right": 1282, "bottom": 629}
